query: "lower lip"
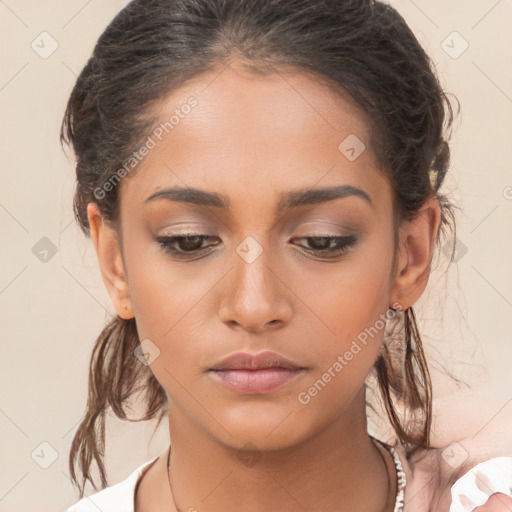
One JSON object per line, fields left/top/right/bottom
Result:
{"left": 209, "top": 368, "right": 305, "bottom": 394}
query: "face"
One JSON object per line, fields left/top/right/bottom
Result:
{"left": 94, "top": 63, "right": 408, "bottom": 451}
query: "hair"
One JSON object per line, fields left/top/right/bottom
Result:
{"left": 61, "top": 0, "right": 463, "bottom": 497}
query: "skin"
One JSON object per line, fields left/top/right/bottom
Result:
{"left": 87, "top": 62, "right": 443, "bottom": 511}
{"left": 475, "top": 494, "right": 512, "bottom": 511}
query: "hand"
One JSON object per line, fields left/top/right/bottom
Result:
{"left": 472, "top": 493, "right": 512, "bottom": 511}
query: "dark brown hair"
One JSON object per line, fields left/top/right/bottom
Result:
{"left": 61, "top": 0, "right": 462, "bottom": 497}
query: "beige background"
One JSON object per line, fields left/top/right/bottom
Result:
{"left": 0, "top": 1, "right": 511, "bottom": 510}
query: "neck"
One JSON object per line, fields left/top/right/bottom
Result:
{"left": 165, "top": 387, "right": 394, "bottom": 512}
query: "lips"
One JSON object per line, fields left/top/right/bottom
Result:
{"left": 208, "top": 350, "right": 307, "bottom": 394}
{"left": 208, "top": 350, "right": 305, "bottom": 371}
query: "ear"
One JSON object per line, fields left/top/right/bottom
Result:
{"left": 389, "top": 196, "right": 441, "bottom": 311}
{"left": 87, "top": 202, "right": 134, "bottom": 319}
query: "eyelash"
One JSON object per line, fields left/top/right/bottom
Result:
{"left": 155, "top": 233, "right": 358, "bottom": 259}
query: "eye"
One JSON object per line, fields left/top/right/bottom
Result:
{"left": 155, "top": 234, "right": 220, "bottom": 258}
{"left": 292, "top": 234, "right": 358, "bottom": 257}
{"left": 155, "top": 233, "right": 358, "bottom": 260}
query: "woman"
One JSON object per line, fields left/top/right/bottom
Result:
{"left": 61, "top": 0, "right": 512, "bottom": 510}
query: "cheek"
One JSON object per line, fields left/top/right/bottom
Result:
{"left": 124, "top": 254, "right": 210, "bottom": 405}
{"left": 299, "top": 247, "right": 393, "bottom": 349}
{"left": 124, "top": 233, "right": 193, "bottom": 327}
{"left": 292, "top": 246, "right": 393, "bottom": 402}
{"left": 124, "top": 242, "right": 223, "bottom": 372}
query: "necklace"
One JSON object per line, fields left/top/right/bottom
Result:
{"left": 370, "top": 435, "right": 407, "bottom": 512}
{"left": 166, "top": 436, "right": 407, "bottom": 512}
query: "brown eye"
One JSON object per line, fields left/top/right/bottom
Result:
{"left": 293, "top": 235, "right": 358, "bottom": 257}
{"left": 155, "top": 234, "right": 220, "bottom": 258}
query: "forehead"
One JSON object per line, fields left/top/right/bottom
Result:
{"left": 119, "top": 63, "right": 391, "bottom": 216}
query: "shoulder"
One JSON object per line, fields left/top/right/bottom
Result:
{"left": 65, "top": 456, "right": 159, "bottom": 512}
{"left": 392, "top": 441, "right": 512, "bottom": 512}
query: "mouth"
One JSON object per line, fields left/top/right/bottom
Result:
{"left": 207, "top": 350, "right": 308, "bottom": 394}
{"left": 208, "top": 350, "right": 306, "bottom": 371}
{"left": 208, "top": 367, "right": 306, "bottom": 394}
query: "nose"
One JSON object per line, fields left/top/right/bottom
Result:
{"left": 218, "top": 240, "right": 293, "bottom": 333}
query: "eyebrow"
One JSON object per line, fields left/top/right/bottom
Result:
{"left": 144, "top": 184, "right": 373, "bottom": 214}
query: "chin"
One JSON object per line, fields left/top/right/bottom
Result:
{"left": 210, "top": 404, "right": 316, "bottom": 451}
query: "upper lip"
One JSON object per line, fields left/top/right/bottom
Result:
{"left": 209, "top": 350, "right": 305, "bottom": 371}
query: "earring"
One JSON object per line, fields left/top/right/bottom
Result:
{"left": 389, "top": 302, "right": 407, "bottom": 312}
